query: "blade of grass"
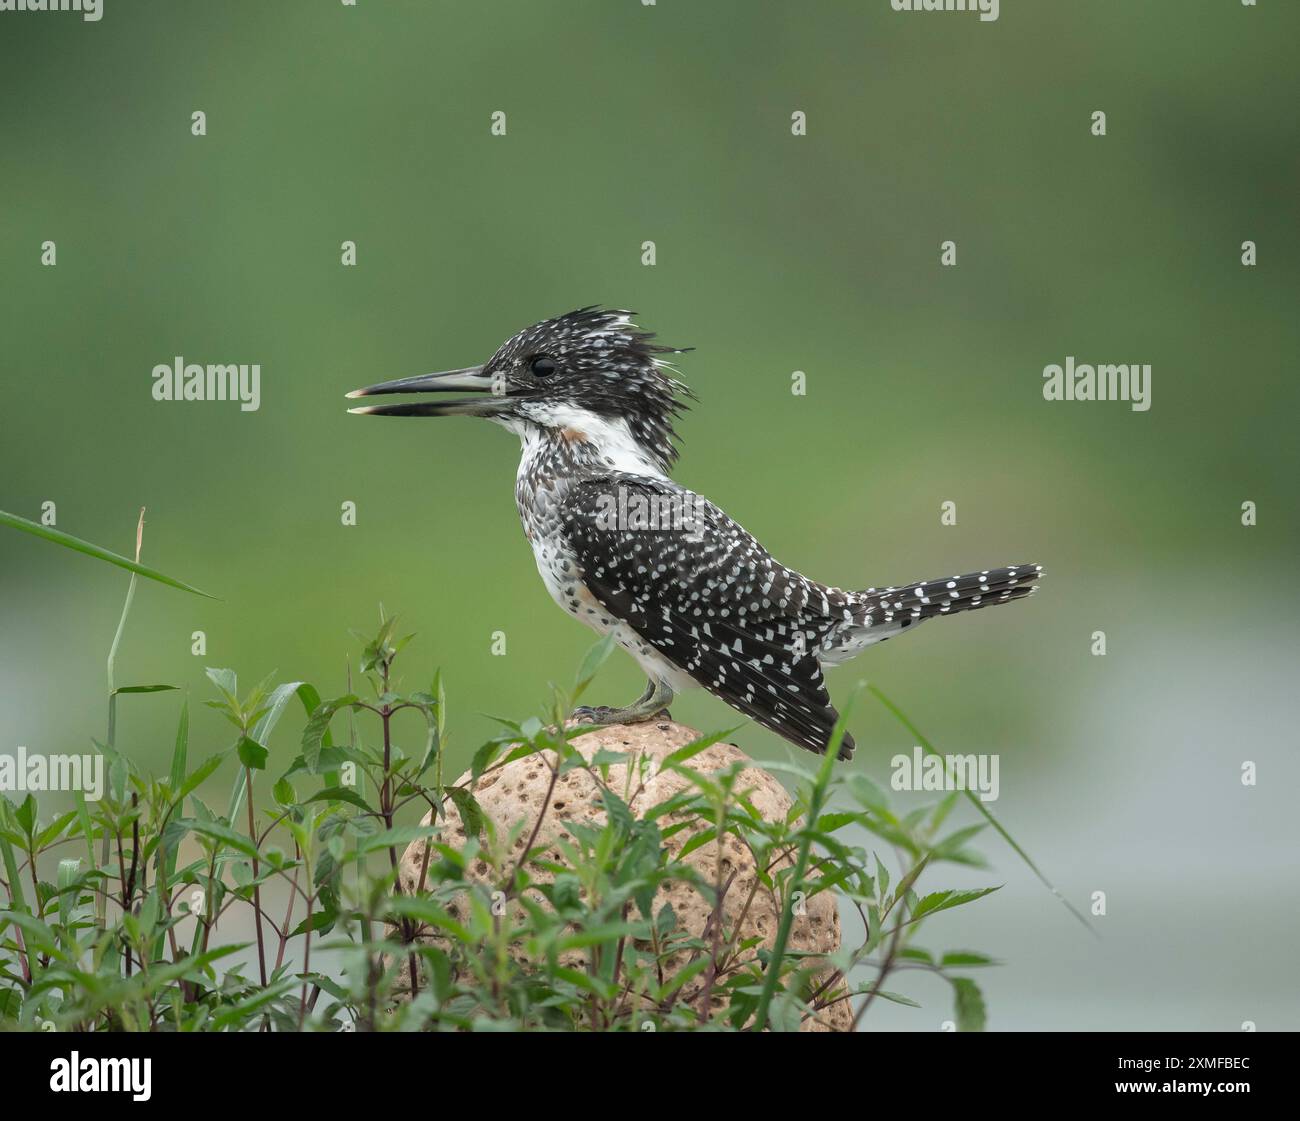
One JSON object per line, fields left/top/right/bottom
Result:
{"left": 868, "top": 684, "right": 1097, "bottom": 937}
{"left": 0, "top": 508, "right": 215, "bottom": 598}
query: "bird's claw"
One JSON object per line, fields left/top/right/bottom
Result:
{"left": 571, "top": 705, "right": 672, "bottom": 725}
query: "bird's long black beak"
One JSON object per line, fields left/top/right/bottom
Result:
{"left": 346, "top": 366, "right": 506, "bottom": 417}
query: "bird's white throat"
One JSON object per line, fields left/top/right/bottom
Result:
{"left": 499, "top": 403, "right": 670, "bottom": 480}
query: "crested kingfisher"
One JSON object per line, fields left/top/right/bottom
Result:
{"left": 348, "top": 308, "right": 1041, "bottom": 759}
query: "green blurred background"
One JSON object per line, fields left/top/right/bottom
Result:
{"left": 2, "top": 0, "right": 1297, "bottom": 1030}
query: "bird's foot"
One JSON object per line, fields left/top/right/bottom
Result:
{"left": 571, "top": 679, "right": 675, "bottom": 726}
{"left": 571, "top": 704, "right": 672, "bottom": 726}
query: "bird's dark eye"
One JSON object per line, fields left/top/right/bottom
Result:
{"left": 529, "top": 355, "right": 558, "bottom": 378}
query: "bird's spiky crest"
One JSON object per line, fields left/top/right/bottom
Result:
{"left": 488, "top": 306, "right": 696, "bottom": 473}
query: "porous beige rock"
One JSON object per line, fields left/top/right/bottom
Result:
{"left": 391, "top": 720, "right": 851, "bottom": 1031}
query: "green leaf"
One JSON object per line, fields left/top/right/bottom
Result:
{"left": 386, "top": 895, "right": 472, "bottom": 941}
{"left": 940, "top": 950, "right": 1000, "bottom": 968}
{"left": 209, "top": 980, "right": 297, "bottom": 1030}
{"left": 597, "top": 787, "right": 634, "bottom": 836}
{"left": 574, "top": 632, "right": 617, "bottom": 692}
{"left": 177, "top": 752, "right": 227, "bottom": 802}
{"left": 0, "top": 910, "right": 60, "bottom": 955}
{"left": 660, "top": 727, "right": 742, "bottom": 769}
{"left": 929, "top": 790, "right": 960, "bottom": 829}
{"left": 356, "top": 824, "right": 437, "bottom": 856}
{"left": 447, "top": 787, "right": 487, "bottom": 840}
{"left": 286, "top": 682, "right": 328, "bottom": 743}
{"left": 176, "top": 819, "right": 260, "bottom": 860}
{"left": 556, "top": 922, "right": 644, "bottom": 950}
{"left": 909, "top": 887, "right": 1000, "bottom": 924}
{"left": 205, "top": 667, "right": 238, "bottom": 701}
{"left": 0, "top": 832, "right": 27, "bottom": 913}
{"left": 250, "top": 681, "right": 310, "bottom": 747}
{"left": 934, "top": 823, "right": 988, "bottom": 857}
{"left": 848, "top": 773, "right": 890, "bottom": 813}
{"left": 470, "top": 740, "right": 502, "bottom": 781}
{"left": 289, "top": 910, "right": 334, "bottom": 937}
{"left": 36, "top": 811, "right": 78, "bottom": 849}
{"left": 950, "top": 976, "right": 987, "bottom": 1032}
{"left": 57, "top": 858, "right": 81, "bottom": 929}
{"left": 871, "top": 989, "right": 921, "bottom": 1008}
{"left": 303, "top": 786, "right": 370, "bottom": 812}
{"left": 814, "top": 811, "right": 864, "bottom": 834}
{"left": 0, "top": 509, "right": 216, "bottom": 598}
{"left": 272, "top": 778, "right": 296, "bottom": 806}
{"left": 302, "top": 695, "right": 358, "bottom": 773}
{"left": 13, "top": 794, "right": 36, "bottom": 838}
{"left": 169, "top": 700, "right": 189, "bottom": 791}
{"left": 109, "top": 755, "right": 129, "bottom": 801}
{"left": 111, "top": 684, "right": 178, "bottom": 696}
{"left": 237, "top": 736, "right": 268, "bottom": 771}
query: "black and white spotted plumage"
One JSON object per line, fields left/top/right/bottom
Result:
{"left": 563, "top": 473, "right": 854, "bottom": 757}
{"left": 553, "top": 475, "right": 1040, "bottom": 759}
{"left": 349, "top": 307, "right": 1043, "bottom": 760}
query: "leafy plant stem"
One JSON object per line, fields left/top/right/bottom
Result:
{"left": 749, "top": 706, "right": 847, "bottom": 1030}
{"left": 868, "top": 684, "right": 1097, "bottom": 937}
{"left": 243, "top": 765, "right": 269, "bottom": 1000}
{"left": 100, "top": 509, "right": 146, "bottom": 934}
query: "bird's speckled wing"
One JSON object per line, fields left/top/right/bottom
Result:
{"left": 561, "top": 473, "right": 855, "bottom": 759}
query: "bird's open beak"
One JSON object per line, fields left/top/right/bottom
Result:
{"left": 346, "top": 366, "right": 507, "bottom": 417}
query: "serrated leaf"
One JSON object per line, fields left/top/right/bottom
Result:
{"left": 290, "top": 909, "right": 335, "bottom": 937}
{"left": 470, "top": 740, "right": 502, "bottom": 781}
{"left": 815, "top": 811, "right": 864, "bottom": 833}
{"left": 909, "top": 886, "right": 1000, "bottom": 923}
{"left": 13, "top": 794, "right": 36, "bottom": 837}
{"left": 447, "top": 788, "right": 487, "bottom": 840}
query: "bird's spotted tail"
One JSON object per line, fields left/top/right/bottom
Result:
{"left": 858, "top": 563, "right": 1043, "bottom": 628}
